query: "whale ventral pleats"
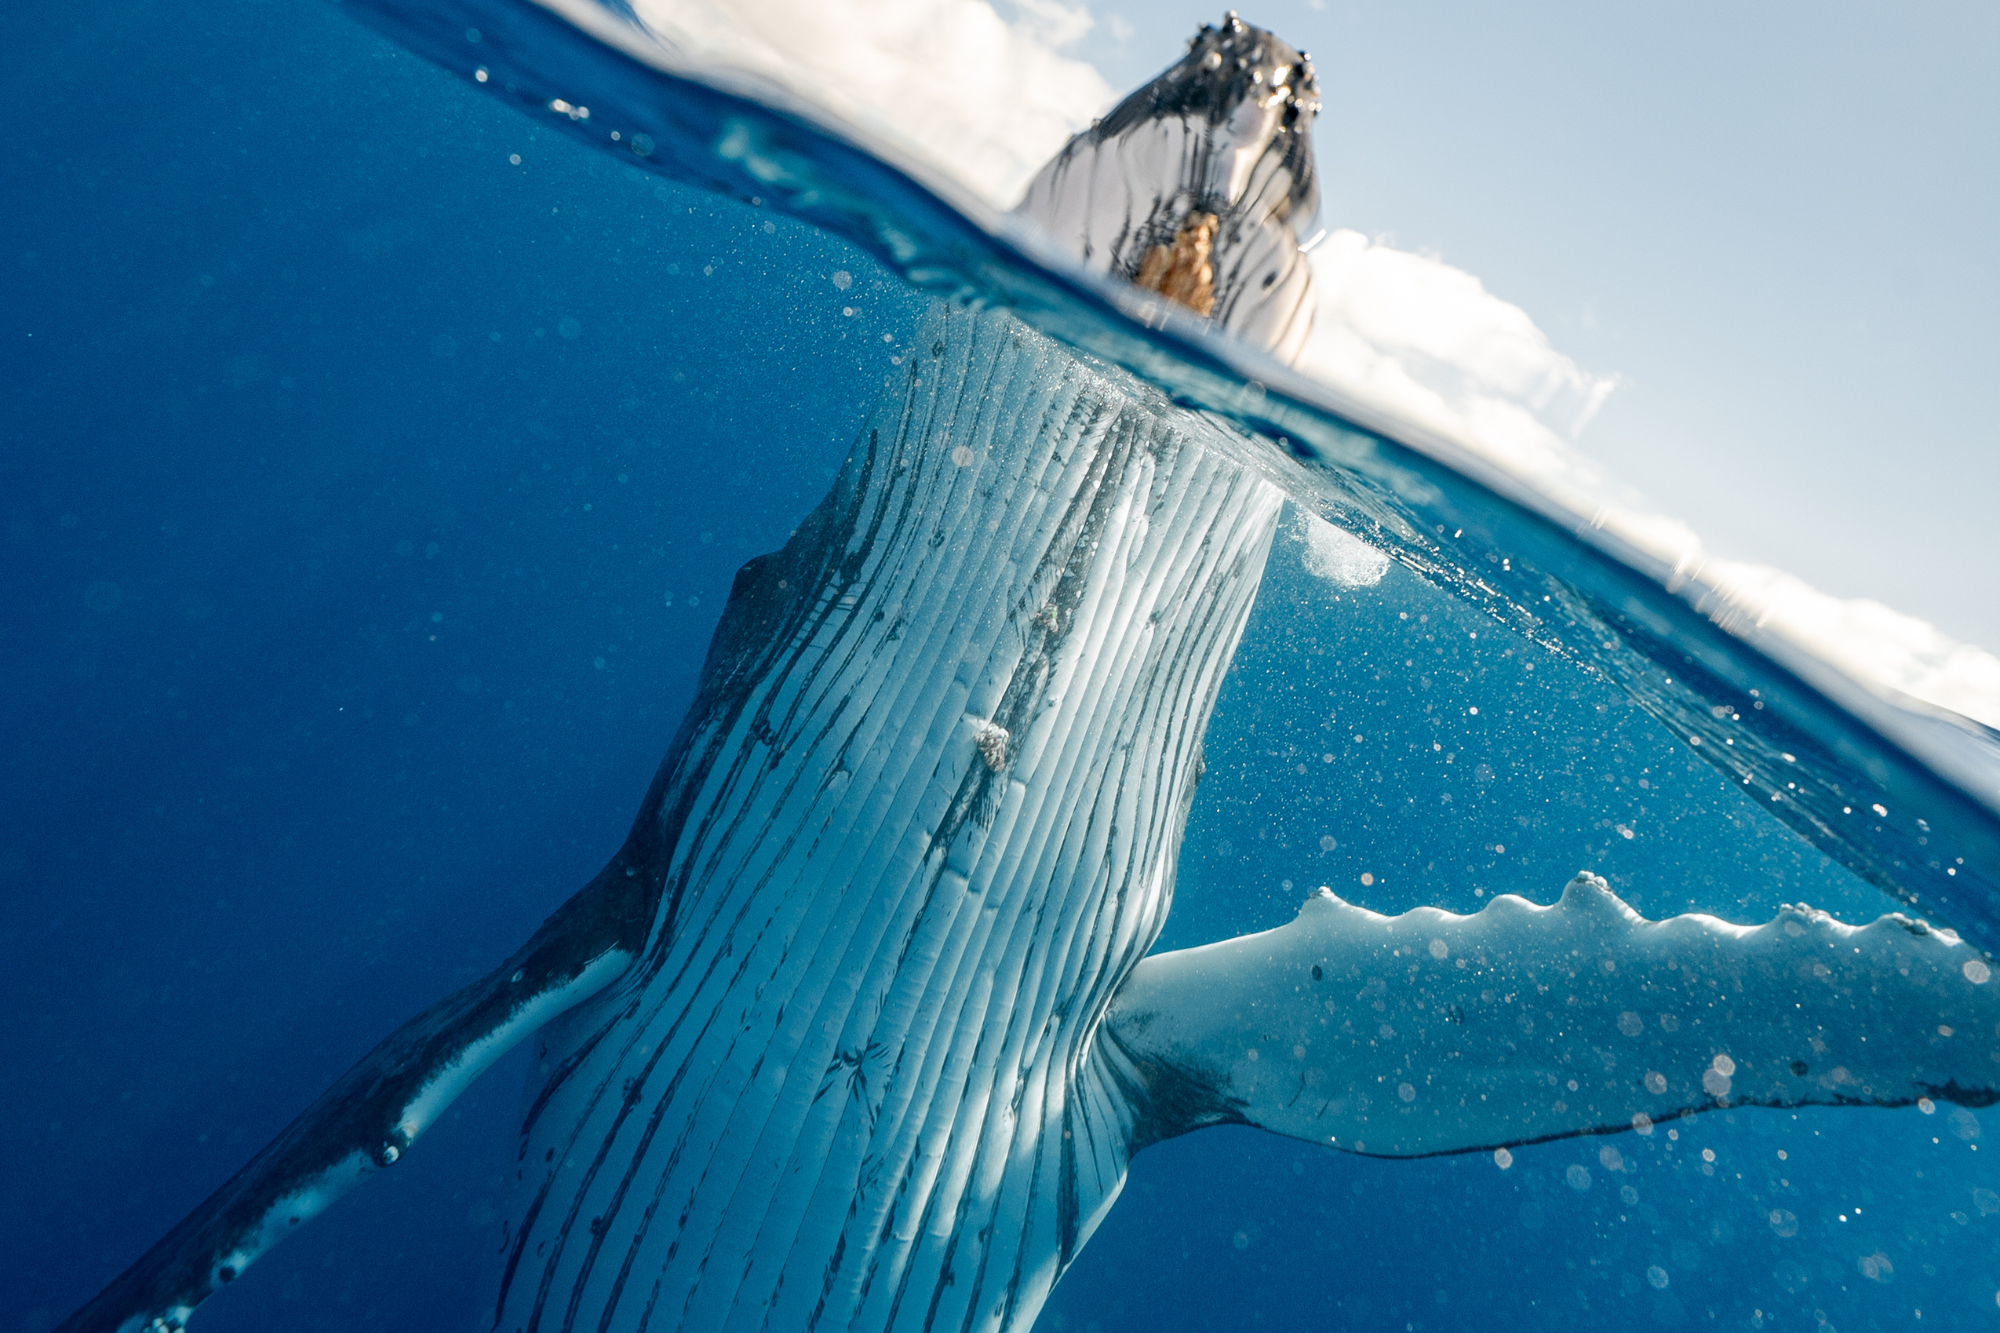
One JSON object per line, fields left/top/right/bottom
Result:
{"left": 1014, "top": 13, "right": 1322, "bottom": 363}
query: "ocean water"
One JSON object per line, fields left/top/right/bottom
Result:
{"left": 4, "top": 1, "right": 1998, "bottom": 1331}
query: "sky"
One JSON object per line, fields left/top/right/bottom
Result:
{"left": 1061, "top": 0, "right": 1999, "bottom": 654}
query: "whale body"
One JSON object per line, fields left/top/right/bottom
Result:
{"left": 58, "top": 17, "right": 2000, "bottom": 1333}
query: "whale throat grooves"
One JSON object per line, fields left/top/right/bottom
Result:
{"left": 498, "top": 300, "right": 1284, "bottom": 1333}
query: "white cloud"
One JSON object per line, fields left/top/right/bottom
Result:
{"left": 624, "top": 0, "right": 1113, "bottom": 204}
{"left": 1303, "top": 230, "right": 1616, "bottom": 442}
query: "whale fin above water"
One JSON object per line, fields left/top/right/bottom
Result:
{"left": 1102, "top": 872, "right": 2000, "bottom": 1157}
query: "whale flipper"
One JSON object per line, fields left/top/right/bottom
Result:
{"left": 1101, "top": 873, "right": 2000, "bottom": 1156}
{"left": 54, "top": 861, "right": 651, "bottom": 1333}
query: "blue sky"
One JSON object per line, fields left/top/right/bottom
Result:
{"left": 1067, "top": 0, "right": 1999, "bottom": 652}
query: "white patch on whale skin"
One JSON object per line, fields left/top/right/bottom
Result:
{"left": 1108, "top": 872, "right": 2000, "bottom": 1156}
{"left": 392, "top": 946, "right": 633, "bottom": 1143}
{"left": 202, "top": 1152, "right": 374, "bottom": 1295}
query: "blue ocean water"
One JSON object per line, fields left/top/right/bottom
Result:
{"left": 4, "top": 1, "right": 1998, "bottom": 1330}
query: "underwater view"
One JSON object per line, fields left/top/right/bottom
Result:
{"left": 5, "top": 2, "right": 1999, "bottom": 1332}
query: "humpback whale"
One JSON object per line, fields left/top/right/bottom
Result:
{"left": 59, "top": 16, "right": 2000, "bottom": 1333}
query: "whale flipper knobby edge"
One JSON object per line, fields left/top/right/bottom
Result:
{"left": 56, "top": 15, "right": 1997, "bottom": 1333}
{"left": 1104, "top": 872, "right": 2000, "bottom": 1157}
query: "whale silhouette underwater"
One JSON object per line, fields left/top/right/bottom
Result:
{"left": 59, "top": 14, "right": 2000, "bottom": 1333}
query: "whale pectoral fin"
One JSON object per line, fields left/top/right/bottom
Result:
{"left": 57, "top": 857, "right": 649, "bottom": 1333}
{"left": 1100, "top": 873, "right": 2000, "bottom": 1158}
